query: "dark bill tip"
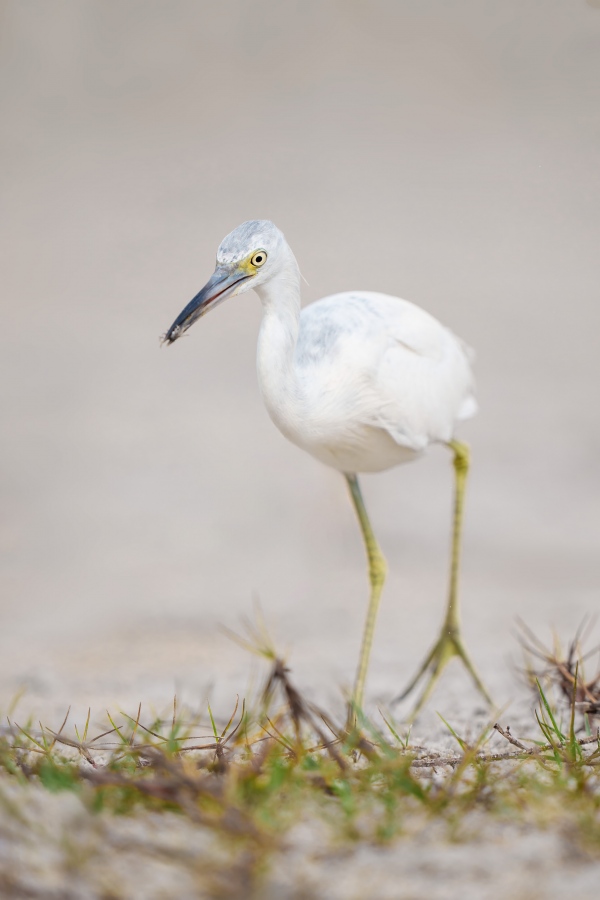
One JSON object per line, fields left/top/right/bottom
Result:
{"left": 161, "top": 267, "right": 250, "bottom": 346}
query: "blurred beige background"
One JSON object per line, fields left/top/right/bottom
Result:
{"left": 1, "top": 0, "right": 599, "bottom": 719}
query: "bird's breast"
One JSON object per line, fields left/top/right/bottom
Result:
{"left": 259, "top": 370, "right": 420, "bottom": 474}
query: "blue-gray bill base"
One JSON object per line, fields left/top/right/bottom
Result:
{"left": 163, "top": 220, "right": 493, "bottom": 717}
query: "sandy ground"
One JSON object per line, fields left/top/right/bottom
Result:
{"left": 1, "top": 1, "right": 599, "bottom": 896}
{"left": 3, "top": 778, "right": 600, "bottom": 899}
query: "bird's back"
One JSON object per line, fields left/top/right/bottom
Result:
{"left": 284, "top": 291, "right": 476, "bottom": 473}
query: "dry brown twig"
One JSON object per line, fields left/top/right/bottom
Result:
{"left": 407, "top": 723, "right": 600, "bottom": 770}
{"left": 517, "top": 617, "right": 600, "bottom": 716}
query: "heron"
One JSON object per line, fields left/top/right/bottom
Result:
{"left": 163, "top": 220, "right": 492, "bottom": 716}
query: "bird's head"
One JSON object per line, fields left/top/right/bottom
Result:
{"left": 162, "top": 220, "right": 286, "bottom": 344}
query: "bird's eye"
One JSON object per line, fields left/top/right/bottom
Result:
{"left": 251, "top": 251, "right": 267, "bottom": 268}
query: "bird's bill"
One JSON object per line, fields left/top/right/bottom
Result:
{"left": 162, "top": 266, "right": 251, "bottom": 344}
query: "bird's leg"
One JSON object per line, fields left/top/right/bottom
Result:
{"left": 345, "top": 474, "right": 387, "bottom": 721}
{"left": 396, "top": 440, "right": 493, "bottom": 716}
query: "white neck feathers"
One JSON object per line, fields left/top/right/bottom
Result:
{"left": 254, "top": 243, "right": 303, "bottom": 432}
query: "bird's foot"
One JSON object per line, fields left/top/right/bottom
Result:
{"left": 394, "top": 626, "right": 493, "bottom": 719}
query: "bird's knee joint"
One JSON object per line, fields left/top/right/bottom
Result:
{"left": 369, "top": 552, "right": 387, "bottom": 586}
{"left": 452, "top": 442, "right": 470, "bottom": 474}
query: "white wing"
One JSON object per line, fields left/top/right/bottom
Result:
{"left": 297, "top": 291, "right": 477, "bottom": 451}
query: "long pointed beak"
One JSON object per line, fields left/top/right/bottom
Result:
{"left": 162, "top": 266, "right": 251, "bottom": 344}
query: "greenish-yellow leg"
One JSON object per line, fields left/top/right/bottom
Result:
{"left": 396, "top": 441, "right": 493, "bottom": 716}
{"left": 346, "top": 474, "right": 387, "bottom": 719}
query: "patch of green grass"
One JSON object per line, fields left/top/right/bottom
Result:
{"left": 1, "top": 628, "right": 599, "bottom": 888}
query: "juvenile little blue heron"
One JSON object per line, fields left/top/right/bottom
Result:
{"left": 163, "top": 220, "right": 491, "bottom": 715}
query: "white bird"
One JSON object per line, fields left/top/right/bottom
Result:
{"left": 163, "top": 220, "right": 492, "bottom": 716}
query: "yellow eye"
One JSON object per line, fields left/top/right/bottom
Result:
{"left": 251, "top": 250, "right": 267, "bottom": 268}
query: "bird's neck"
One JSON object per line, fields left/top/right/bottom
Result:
{"left": 254, "top": 246, "right": 303, "bottom": 427}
